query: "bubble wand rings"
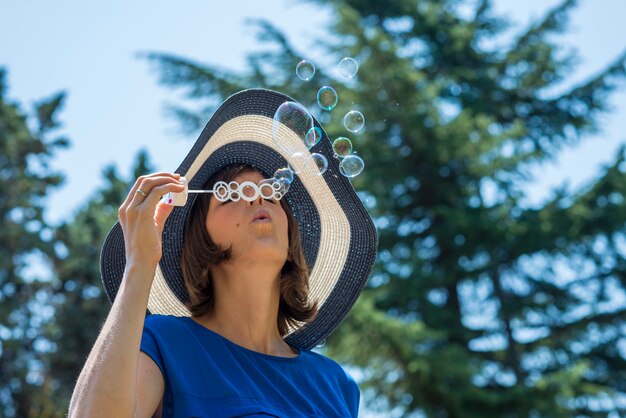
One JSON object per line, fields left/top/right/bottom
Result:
{"left": 161, "top": 177, "right": 290, "bottom": 206}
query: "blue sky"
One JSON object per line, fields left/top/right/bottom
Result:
{"left": 1, "top": 0, "right": 625, "bottom": 224}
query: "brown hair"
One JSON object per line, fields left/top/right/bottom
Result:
{"left": 180, "top": 165, "right": 317, "bottom": 336}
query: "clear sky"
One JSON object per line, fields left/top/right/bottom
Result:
{"left": 1, "top": 0, "right": 625, "bottom": 224}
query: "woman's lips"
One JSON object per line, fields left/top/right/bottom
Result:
{"left": 251, "top": 209, "right": 272, "bottom": 223}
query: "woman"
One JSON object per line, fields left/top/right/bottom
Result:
{"left": 68, "top": 89, "right": 377, "bottom": 417}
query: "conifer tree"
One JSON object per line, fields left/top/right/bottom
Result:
{"left": 0, "top": 68, "right": 67, "bottom": 417}
{"left": 141, "top": 0, "right": 626, "bottom": 415}
{"left": 41, "top": 152, "right": 154, "bottom": 415}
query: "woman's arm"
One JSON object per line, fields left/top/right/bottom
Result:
{"left": 68, "top": 173, "right": 184, "bottom": 418}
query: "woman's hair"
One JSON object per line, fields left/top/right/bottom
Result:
{"left": 180, "top": 164, "right": 317, "bottom": 336}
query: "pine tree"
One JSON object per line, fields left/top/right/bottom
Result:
{"left": 0, "top": 68, "right": 67, "bottom": 417}
{"left": 141, "top": 0, "right": 626, "bottom": 416}
{"left": 40, "top": 151, "right": 155, "bottom": 415}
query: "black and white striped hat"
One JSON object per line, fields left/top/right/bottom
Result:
{"left": 100, "top": 88, "right": 377, "bottom": 350}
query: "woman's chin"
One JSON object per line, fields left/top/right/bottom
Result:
{"left": 235, "top": 244, "right": 288, "bottom": 265}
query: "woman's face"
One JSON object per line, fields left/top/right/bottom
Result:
{"left": 205, "top": 170, "right": 290, "bottom": 267}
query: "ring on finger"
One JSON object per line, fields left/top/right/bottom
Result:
{"left": 136, "top": 188, "right": 148, "bottom": 197}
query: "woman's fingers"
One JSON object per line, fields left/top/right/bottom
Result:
{"left": 119, "top": 173, "right": 181, "bottom": 220}
{"left": 154, "top": 200, "right": 175, "bottom": 232}
{"left": 118, "top": 175, "right": 186, "bottom": 268}
{"left": 128, "top": 174, "right": 182, "bottom": 209}
{"left": 120, "top": 172, "right": 180, "bottom": 213}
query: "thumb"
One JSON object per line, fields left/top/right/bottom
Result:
{"left": 154, "top": 201, "right": 175, "bottom": 232}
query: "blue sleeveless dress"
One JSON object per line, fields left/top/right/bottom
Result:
{"left": 140, "top": 314, "right": 359, "bottom": 417}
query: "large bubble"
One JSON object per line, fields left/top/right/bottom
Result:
{"left": 332, "top": 137, "right": 353, "bottom": 157}
{"left": 338, "top": 57, "right": 359, "bottom": 78}
{"left": 343, "top": 110, "right": 365, "bottom": 133}
{"left": 273, "top": 102, "right": 314, "bottom": 151}
{"left": 273, "top": 102, "right": 315, "bottom": 171}
{"left": 296, "top": 60, "right": 315, "bottom": 81}
{"left": 317, "top": 86, "right": 338, "bottom": 111}
{"left": 339, "top": 155, "right": 365, "bottom": 177}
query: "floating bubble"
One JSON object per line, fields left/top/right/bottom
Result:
{"left": 339, "top": 155, "right": 365, "bottom": 177}
{"left": 338, "top": 57, "right": 359, "bottom": 78}
{"left": 304, "top": 126, "right": 323, "bottom": 149}
{"left": 317, "top": 86, "right": 338, "bottom": 111}
{"left": 296, "top": 60, "right": 315, "bottom": 81}
{"left": 274, "top": 167, "right": 294, "bottom": 184}
{"left": 276, "top": 178, "right": 291, "bottom": 197}
{"left": 332, "top": 137, "right": 353, "bottom": 157}
{"left": 288, "top": 151, "right": 309, "bottom": 175}
{"left": 273, "top": 102, "right": 314, "bottom": 154}
{"left": 310, "top": 153, "right": 328, "bottom": 175}
{"left": 343, "top": 110, "right": 365, "bottom": 133}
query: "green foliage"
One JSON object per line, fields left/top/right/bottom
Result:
{"left": 139, "top": 0, "right": 626, "bottom": 416}
{"left": 41, "top": 151, "right": 155, "bottom": 414}
{"left": 0, "top": 68, "right": 67, "bottom": 417}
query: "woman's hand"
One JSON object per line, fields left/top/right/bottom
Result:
{"left": 69, "top": 172, "right": 182, "bottom": 417}
{"left": 118, "top": 172, "right": 186, "bottom": 270}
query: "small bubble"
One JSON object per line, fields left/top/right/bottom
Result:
{"left": 343, "top": 110, "right": 365, "bottom": 133}
{"left": 310, "top": 153, "right": 328, "bottom": 175}
{"left": 274, "top": 168, "right": 294, "bottom": 184}
{"left": 339, "top": 155, "right": 364, "bottom": 177}
{"left": 317, "top": 86, "right": 338, "bottom": 111}
{"left": 296, "top": 60, "right": 316, "bottom": 81}
{"left": 304, "top": 126, "right": 323, "bottom": 148}
{"left": 276, "top": 178, "right": 291, "bottom": 196}
{"left": 332, "top": 137, "right": 353, "bottom": 157}
{"left": 287, "top": 152, "right": 309, "bottom": 175}
{"left": 338, "top": 57, "right": 358, "bottom": 78}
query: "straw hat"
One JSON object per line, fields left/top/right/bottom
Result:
{"left": 100, "top": 88, "right": 377, "bottom": 350}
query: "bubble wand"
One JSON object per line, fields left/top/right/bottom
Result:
{"left": 162, "top": 177, "right": 289, "bottom": 206}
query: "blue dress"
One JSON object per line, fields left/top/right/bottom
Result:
{"left": 140, "top": 315, "right": 360, "bottom": 417}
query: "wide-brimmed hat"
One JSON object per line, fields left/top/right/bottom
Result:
{"left": 100, "top": 88, "right": 377, "bottom": 350}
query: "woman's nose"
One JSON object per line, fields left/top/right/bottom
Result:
{"left": 247, "top": 194, "right": 265, "bottom": 206}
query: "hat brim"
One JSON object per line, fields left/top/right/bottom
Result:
{"left": 100, "top": 88, "right": 377, "bottom": 350}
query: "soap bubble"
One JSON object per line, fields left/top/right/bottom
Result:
{"left": 310, "top": 153, "right": 328, "bottom": 175}
{"left": 304, "top": 126, "right": 323, "bottom": 149}
{"left": 287, "top": 151, "right": 309, "bottom": 175}
{"left": 273, "top": 102, "right": 314, "bottom": 154}
{"left": 276, "top": 178, "right": 291, "bottom": 197}
{"left": 332, "top": 137, "right": 353, "bottom": 157}
{"left": 296, "top": 60, "right": 316, "bottom": 81}
{"left": 343, "top": 110, "right": 365, "bottom": 133}
{"left": 339, "top": 155, "right": 365, "bottom": 177}
{"left": 317, "top": 86, "right": 338, "bottom": 111}
{"left": 338, "top": 57, "right": 358, "bottom": 78}
{"left": 274, "top": 167, "right": 294, "bottom": 184}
